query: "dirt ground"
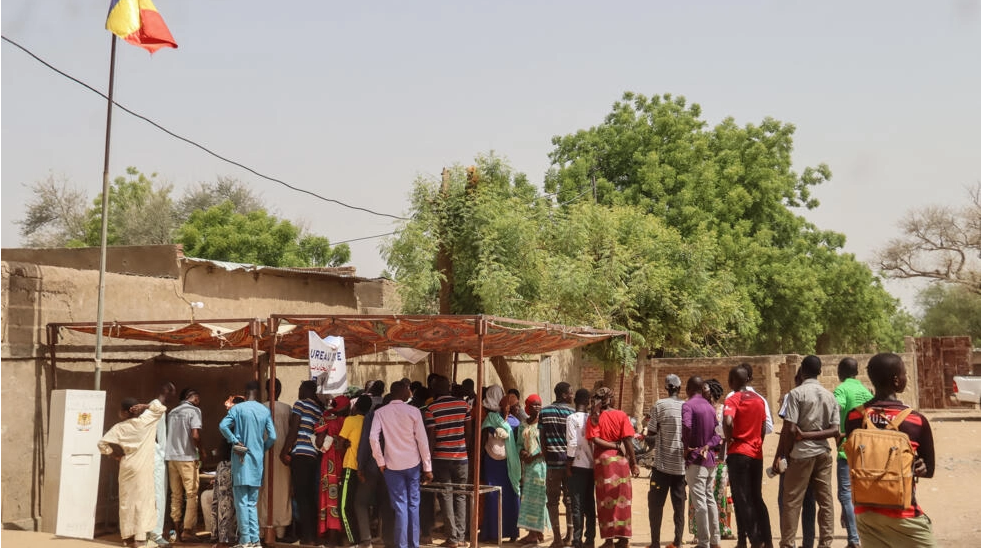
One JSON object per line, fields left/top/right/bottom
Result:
{"left": 4, "top": 411, "right": 978, "bottom": 549}
{"left": 624, "top": 410, "right": 981, "bottom": 548}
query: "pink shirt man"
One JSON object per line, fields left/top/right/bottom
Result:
{"left": 369, "top": 400, "right": 432, "bottom": 472}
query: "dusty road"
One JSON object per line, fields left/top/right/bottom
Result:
{"left": 4, "top": 411, "right": 978, "bottom": 548}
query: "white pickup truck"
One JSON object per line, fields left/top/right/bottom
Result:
{"left": 953, "top": 375, "right": 981, "bottom": 405}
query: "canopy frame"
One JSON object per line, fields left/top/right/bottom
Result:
{"left": 49, "top": 314, "right": 629, "bottom": 547}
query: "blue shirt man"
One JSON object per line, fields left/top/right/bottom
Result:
{"left": 219, "top": 382, "right": 276, "bottom": 547}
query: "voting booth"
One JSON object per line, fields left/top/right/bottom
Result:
{"left": 41, "top": 389, "right": 106, "bottom": 538}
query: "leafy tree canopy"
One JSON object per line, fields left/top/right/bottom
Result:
{"left": 16, "top": 167, "right": 348, "bottom": 268}
{"left": 916, "top": 283, "right": 981, "bottom": 347}
{"left": 544, "top": 92, "right": 904, "bottom": 354}
{"left": 386, "top": 154, "right": 756, "bottom": 365}
{"left": 387, "top": 93, "right": 910, "bottom": 359}
{"left": 82, "top": 167, "right": 175, "bottom": 246}
{"left": 178, "top": 201, "right": 350, "bottom": 267}
{"left": 175, "top": 176, "right": 265, "bottom": 222}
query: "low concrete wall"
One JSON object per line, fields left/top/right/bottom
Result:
{"left": 580, "top": 356, "right": 785, "bottom": 421}
{"left": 780, "top": 353, "right": 919, "bottom": 410}
{"left": 582, "top": 352, "right": 919, "bottom": 424}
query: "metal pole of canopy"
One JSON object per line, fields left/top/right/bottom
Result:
{"left": 264, "top": 317, "right": 277, "bottom": 545}
{"left": 48, "top": 324, "right": 59, "bottom": 390}
{"left": 618, "top": 362, "right": 626, "bottom": 410}
{"left": 617, "top": 333, "right": 633, "bottom": 409}
{"left": 249, "top": 319, "right": 264, "bottom": 384}
{"left": 469, "top": 318, "right": 486, "bottom": 549}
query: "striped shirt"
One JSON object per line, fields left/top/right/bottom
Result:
{"left": 647, "top": 396, "right": 685, "bottom": 475}
{"left": 424, "top": 396, "right": 471, "bottom": 461}
{"left": 290, "top": 398, "right": 323, "bottom": 458}
{"left": 539, "top": 401, "right": 575, "bottom": 469}
{"left": 845, "top": 399, "right": 934, "bottom": 519}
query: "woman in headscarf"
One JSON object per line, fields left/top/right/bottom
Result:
{"left": 210, "top": 395, "right": 244, "bottom": 546}
{"left": 585, "top": 387, "right": 639, "bottom": 549}
{"left": 705, "top": 379, "right": 734, "bottom": 540}
{"left": 314, "top": 394, "right": 350, "bottom": 544}
{"left": 480, "top": 385, "right": 522, "bottom": 542}
{"left": 517, "top": 394, "right": 550, "bottom": 546}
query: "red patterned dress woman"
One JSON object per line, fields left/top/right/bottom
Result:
{"left": 314, "top": 395, "right": 349, "bottom": 542}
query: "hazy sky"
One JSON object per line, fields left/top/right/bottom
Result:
{"left": 2, "top": 1, "right": 979, "bottom": 312}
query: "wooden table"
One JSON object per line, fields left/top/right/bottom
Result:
{"left": 419, "top": 482, "right": 502, "bottom": 547}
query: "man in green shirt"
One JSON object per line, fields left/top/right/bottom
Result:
{"left": 833, "top": 357, "right": 873, "bottom": 548}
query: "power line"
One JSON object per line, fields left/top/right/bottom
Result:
{"left": 333, "top": 231, "right": 399, "bottom": 245}
{"left": 555, "top": 188, "right": 593, "bottom": 207}
{"left": 1, "top": 35, "right": 407, "bottom": 221}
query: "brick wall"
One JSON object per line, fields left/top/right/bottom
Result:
{"left": 579, "top": 364, "right": 626, "bottom": 401}
{"left": 579, "top": 352, "right": 921, "bottom": 420}
{"left": 580, "top": 355, "right": 785, "bottom": 419}
{"left": 645, "top": 356, "right": 786, "bottom": 415}
{"left": 912, "top": 336, "right": 973, "bottom": 408}
{"left": 781, "top": 353, "right": 919, "bottom": 410}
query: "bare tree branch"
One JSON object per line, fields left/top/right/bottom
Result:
{"left": 875, "top": 186, "right": 981, "bottom": 294}
{"left": 16, "top": 174, "right": 88, "bottom": 247}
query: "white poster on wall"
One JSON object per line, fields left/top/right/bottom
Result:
{"left": 309, "top": 332, "right": 347, "bottom": 394}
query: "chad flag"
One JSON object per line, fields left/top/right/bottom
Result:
{"left": 106, "top": 0, "right": 178, "bottom": 54}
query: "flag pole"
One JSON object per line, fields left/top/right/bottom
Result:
{"left": 94, "top": 34, "right": 118, "bottom": 391}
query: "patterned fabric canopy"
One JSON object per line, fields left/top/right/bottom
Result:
{"left": 274, "top": 315, "right": 623, "bottom": 359}
{"left": 64, "top": 321, "right": 261, "bottom": 349}
{"left": 58, "top": 315, "right": 626, "bottom": 359}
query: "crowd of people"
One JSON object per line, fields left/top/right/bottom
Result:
{"left": 642, "top": 353, "right": 935, "bottom": 549}
{"left": 98, "top": 352, "right": 935, "bottom": 549}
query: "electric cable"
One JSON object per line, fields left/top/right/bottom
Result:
{"left": 1, "top": 35, "right": 407, "bottom": 221}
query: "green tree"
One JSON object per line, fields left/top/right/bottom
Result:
{"left": 546, "top": 92, "right": 904, "bottom": 354}
{"left": 813, "top": 248, "right": 910, "bottom": 353}
{"left": 82, "top": 167, "right": 176, "bottom": 246}
{"left": 175, "top": 176, "right": 265, "bottom": 223}
{"left": 16, "top": 167, "right": 351, "bottom": 268}
{"left": 383, "top": 153, "right": 754, "bottom": 362}
{"left": 917, "top": 284, "right": 981, "bottom": 346}
{"left": 177, "top": 201, "right": 350, "bottom": 267}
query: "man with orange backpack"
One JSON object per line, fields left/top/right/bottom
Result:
{"left": 844, "top": 353, "right": 936, "bottom": 547}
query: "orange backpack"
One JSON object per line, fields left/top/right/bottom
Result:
{"left": 844, "top": 406, "right": 915, "bottom": 509}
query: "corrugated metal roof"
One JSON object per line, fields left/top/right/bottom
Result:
{"left": 182, "top": 256, "right": 387, "bottom": 283}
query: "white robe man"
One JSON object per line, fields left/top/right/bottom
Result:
{"left": 99, "top": 397, "right": 168, "bottom": 548}
{"left": 153, "top": 382, "right": 176, "bottom": 547}
{"left": 259, "top": 378, "right": 293, "bottom": 541}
